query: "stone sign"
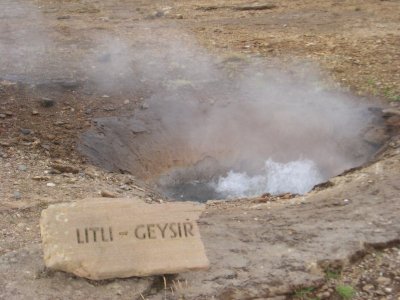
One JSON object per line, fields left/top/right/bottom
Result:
{"left": 40, "top": 198, "right": 209, "bottom": 280}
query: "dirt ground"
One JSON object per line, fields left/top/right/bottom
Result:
{"left": 0, "top": 0, "right": 400, "bottom": 299}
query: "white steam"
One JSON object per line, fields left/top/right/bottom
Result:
{"left": 215, "top": 159, "right": 323, "bottom": 198}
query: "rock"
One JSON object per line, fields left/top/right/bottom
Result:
{"left": 46, "top": 134, "right": 56, "bottom": 141}
{"left": 20, "top": 128, "right": 32, "bottom": 135}
{"left": 18, "top": 165, "right": 27, "bottom": 171}
{"left": 32, "top": 176, "right": 50, "bottom": 181}
{"left": 377, "top": 276, "right": 391, "bottom": 285}
{"left": 40, "top": 98, "right": 55, "bottom": 108}
{"left": 5, "top": 111, "right": 13, "bottom": 116}
{"left": 57, "top": 15, "right": 71, "bottom": 20}
{"left": 140, "top": 102, "right": 149, "bottom": 110}
{"left": 50, "top": 163, "right": 79, "bottom": 174}
{"left": 13, "top": 191, "right": 21, "bottom": 200}
{"left": 382, "top": 108, "right": 400, "bottom": 117}
{"left": 363, "top": 127, "right": 389, "bottom": 145}
{"left": 40, "top": 198, "right": 209, "bottom": 280}
{"left": 232, "top": 3, "right": 277, "bottom": 11}
{"left": 150, "top": 11, "right": 164, "bottom": 18}
{"left": 363, "top": 284, "right": 374, "bottom": 292}
{"left": 0, "top": 113, "right": 5, "bottom": 119}
{"left": 101, "top": 190, "right": 118, "bottom": 198}
{"left": 46, "top": 182, "right": 56, "bottom": 187}
{"left": 384, "top": 287, "right": 392, "bottom": 294}
{"left": 385, "top": 115, "right": 400, "bottom": 127}
{"left": 32, "top": 110, "right": 39, "bottom": 115}
{"left": 0, "top": 140, "right": 12, "bottom": 147}
{"left": 103, "top": 106, "right": 116, "bottom": 112}
{"left": 317, "top": 291, "right": 331, "bottom": 299}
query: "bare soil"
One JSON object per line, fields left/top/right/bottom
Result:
{"left": 0, "top": 0, "right": 400, "bottom": 299}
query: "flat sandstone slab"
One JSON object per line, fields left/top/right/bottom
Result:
{"left": 40, "top": 198, "right": 209, "bottom": 280}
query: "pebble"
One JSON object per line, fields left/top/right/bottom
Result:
{"left": 51, "top": 163, "right": 79, "bottom": 174}
{"left": 32, "top": 110, "right": 39, "bottom": 115}
{"left": 0, "top": 113, "right": 5, "bottom": 119}
{"left": 384, "top": 287, "right": 392, "bottom": 294}
{"left": 101, "top": 190, "right": 118, "bottom": 198}
{"left": 32, "top": 176, "right": 50, "bottom": 181}
{"left": 13, "top": 191, "right": 21, "bottom": 200}
{"left": 141, "top": 103, "right": 149, "bottom": 110}
{"left": 363, "top": 284, "right": 374, "bottom": 291}
{"left": 377, "top": 276, "right": 391, "bottom": 285}
{"left": 316, "top": 291, "right": 331, "bottom": 299}
{"left": 18, "top": 165, "right": 27, "bottom": 171}
{"left": 46, "top": 182, "right": 56, "bottom": 187}
{"left": 20, "top": 128, "right": 32, "bottom": 135}
{"left": 0, "top": 140, "right": 11, "bottom": 147}
{"left": 40, "top": 98, "right": 55, "bottom": 108}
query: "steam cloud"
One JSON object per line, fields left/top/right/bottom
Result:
{"left": 80, "top": 29, "right": 377, "bottom": 200}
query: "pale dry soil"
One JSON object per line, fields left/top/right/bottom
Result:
{"left": 0, "top": 0, "right": 400, "bottom": 299}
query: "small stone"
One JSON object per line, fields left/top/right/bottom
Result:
{"left": 123, "top": 99, "right": 130, "bottom": 104}
{"left": 384, "top": 287, "right": 392, "bottom": 294}
{"left": 32, "top": 176, "right": 50, "bottom": 181}
{"left": 48, "top": 169, "right": 61, "bottom": 175}
{"left": 40, "top": 98, "right": 55, "bottom": 108}
{"left": 46, "top": 134, "right": 56, "bottom": 141}
{"left": 54, "top": 120, "right": 66, "bottom": 126}
{"left": 0, "top": 113, "right": 5, "bottom": 119}
{"left": 382, "top": 108, "right": 400, "bottom": 117}
{"left": 57, "top": 15, "right": 71, "bottom": 20}
{"left": 377, "top": 276, "right": 391, "bottom": 285}
{"left": 18, "top": 165, "right": 27, "bottom": 171}
{"left": 140, "top": 102, "right": 149, "bottom": 110}
{"left": 20, "top": 128, "right": 32, "bottom": 135}
{"left": 50, "top": 163, "right": 79, "bottom": 174}
{"left": 363, "top": 284, "right": 374, "bottom": 291}
{"left": 32, "top": 110, "right": 39, "bottom": 115}
{"left": 363, "top": 126, "right": 389, "bottom": 145}
{"left": 376, "top": 290, "right": 386, "bottom": 296}
{"left": 14, "top": 191, "right": 21, "bottom": 200}
{"left": 41, "top": 143, "right": 51, "bottom": 150}
{"left": 5, "top": 111, "right": 13, "bottom": 116}
{"left": 103, "top": 106, "right": 116, "bottom": 112}
{"left": 46, "top": 182, "right": 56, "bottom": 187}
{"left": 0, "top": 140, "right": 11, "bottom": 147}
{"left": 101, "top": 190, "right": 118, "bottom": 198}
{"left": 317, "top": 291, "right": 331, "bottom": 299}
{"left": 152, "top": 11, "right": 164, "bottom": 18}
{"left": 175, "top": 14, "right": 183, "bottom": 19}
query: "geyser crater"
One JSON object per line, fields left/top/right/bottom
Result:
{"left": 79, "top": 65, "right": 384, "bottom": 202}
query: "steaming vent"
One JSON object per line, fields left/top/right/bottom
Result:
{"left": 77, "top": 33, "right": 383, "bottom": 202}
{"left": 80, "top": 58, "right": 381, "bottom": 202}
